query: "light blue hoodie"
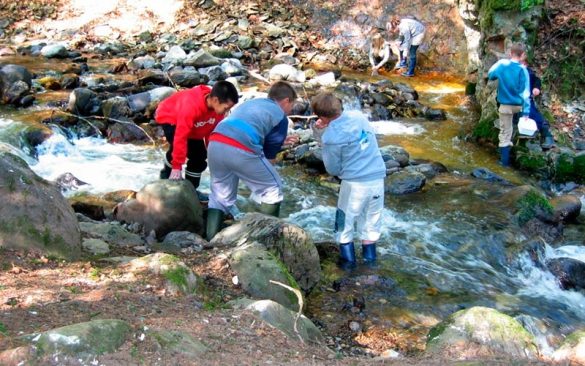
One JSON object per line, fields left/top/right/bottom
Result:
{"left": 487, "top": 59, "right": 531, "bottom": 116}
{"left": 322, "top": 110, "right": 386, "bottom": 182}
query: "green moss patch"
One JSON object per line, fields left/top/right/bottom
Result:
{"left": 516, "top": 190, "right": 553, "bottom": 225}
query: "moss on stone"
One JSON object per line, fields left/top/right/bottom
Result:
{"left": 516, "top": 190, "right": 553, "bottom": 225}
{"left": 553, "top": 153, "right": 585, "bottom": 184}
{"left": 472, "top": 113, "right": 499, "bottom": 143}
{"left": 514, "top": 146, "right": 548, "bottom": 173}
{"left": 162, "top": 266, "right": 191, "bottom": 291}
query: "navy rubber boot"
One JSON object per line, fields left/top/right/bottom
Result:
{"left": 362, "top": 243, "right": 377, "bottom": 262}
{"left": 338, "top": 242, "right": 356, "bottom": 269}
{"left": 499, "top": 146, "right": 511, "bottom": 167}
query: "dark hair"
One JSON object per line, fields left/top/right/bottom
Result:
{"left": 267, "top": 81, "right": 297, "bottom": 102}
{"left": 210, "top": 80, "right": 239, "bottom": 104}
{"left": 311, "top": 92, "right": 343, "bottom": 118}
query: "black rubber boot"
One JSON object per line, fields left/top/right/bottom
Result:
{"left": 160, "top": 166, "right": 172, "bottom": 179}
{"left": 206, "top": 208, "right": 225, "bottom": 242}
{"left": 362, "top": 243, "right": 377, "bottom": 262}
{"left": 338, "top": 242, "right": 356, "bottom": 270}
{"left": 540, "top": 126, "right": 555, "bottom": 150}
{"left": 259, "top": 202, "right": 280, "bottom": 217}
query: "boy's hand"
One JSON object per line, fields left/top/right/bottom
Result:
{"left": 169, "top": 169, "right": 183, "bottom": 180}
{"left": 315, "top": 119, "right": 327, "bottom": 129}
{"left": 532, "top": 88, "right": 540, "bottom": 96}
{"left": 283, "top": 135, "right": 300, "bottom": 146}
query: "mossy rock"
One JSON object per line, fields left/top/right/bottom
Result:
{"left": 472, "top": 111, "right": 499, "bottom": 144}
{"left": 151, "top": 330, "right": 208, "bottom": 357}
{"left": 229, "top": 243, "right": 301, "bottom": 310}
{"left": 128, "top": 253, "right": 202, "bottom": 295}
{"left": 516, "top": 189, "right": 553, "bottom": 225}
{"left": 426, "top": 306, "right": 538, "bottom": 359}
{"left": 28, "top": 319, "right": 131, "bottom": 357}
{"left": 514, "top": 146, "right": 549, "bottom": 174}
{"left": 553, "top": 152, "right": 585, "bottom": 184}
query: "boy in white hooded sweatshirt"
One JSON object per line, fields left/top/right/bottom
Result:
{"left": 311, "top": 93, "right": 386, "bottom": 267}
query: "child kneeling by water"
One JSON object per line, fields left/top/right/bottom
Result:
{"left": 311, "top": 93, "right": 386, "bottom": 267}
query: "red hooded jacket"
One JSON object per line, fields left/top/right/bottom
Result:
{"left": 155, "top": 85, "right": 224, "bottom": 169}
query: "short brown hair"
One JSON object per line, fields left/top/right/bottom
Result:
{"left": 268, "top": 81, "right": 297, "bottom": 102}
{"left": 311, "top": 92, "right": 343, "bottom": 118}
{"left": 509, "top": 43, "right": 526, "bottom": 57}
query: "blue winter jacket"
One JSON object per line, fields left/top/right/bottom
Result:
{"left": 487, "top": 59, "right": 531, "bottom": 116}
{"left": 321, "top": 110, "right": 386, "bottom": 182}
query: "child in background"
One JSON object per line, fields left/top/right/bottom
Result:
{"left": 311, "top": 92, "right": 386, "bottom": 267}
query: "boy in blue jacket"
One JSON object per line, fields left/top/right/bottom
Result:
{"left": 487, "top": 43, "right": 531, "bottom": 166}
{"left": 311, "top": 93, "right": 386, "bottom": 266}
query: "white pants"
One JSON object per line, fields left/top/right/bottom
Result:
{"left": 335, "top": 179, "right": 384, "bottom": 243}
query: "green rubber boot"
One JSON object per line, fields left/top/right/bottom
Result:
{"left": 206, "top": 208, "right": 225, "bottom": 241}
{"left": 259, "top": 202, "right": 281, "bottom": 217}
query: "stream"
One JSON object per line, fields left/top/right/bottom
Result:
{"left": 1, "top": 60, "right": 584, "bottom": 355}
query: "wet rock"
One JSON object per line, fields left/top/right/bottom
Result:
{"left": 67, "top": 88, "right": 101, "bottom": 116}
{"left": 306, "top": 72, "right": 337, "bottom": 88}
{"left": 370, "top": 104, "right": 392, "bottom": 121}
{"left": 573, "top": 138, "right": 585, "bottom": 151}
{"left": 1, "top": 64, "right": 32, "bottom": 89}
{"left": 27, "top": 319, "right": 131, "bottom": 358}
{"left": 128, "top": 55, "right": 156, "bottom": 70}
{"left": 61, "top": 75, "right": 80, "bottom": 89}
{"left": 405, "top": 162, "right": 447, "bottom": 180}
{"left": 221, "top": 59, "right": 244, "bottom": 76}
{"left": 393, "top": 83, "right": 418, "bottom": 99}
{"left": 94, "top": 42, "right": 126, "bottom": 55}
{"left": 550, "top": 195, "right": 581, "bottom": 222}
{"left": 0, "top": 153, "right": 81, "bottom": 259}
{"left": 183, "top": 49, "right": 222, "bottom": 68}
{"left": 426, "top": 306, "right": 538, "bottom": 360}
{"left": 230, "top": 242, "right": 301, "bottom": 310}
{"left": 162, "top": 45, "right": 187, "bottom": 65}
{"left": 371, "top": 92, "right": 392, "bottom": 106}
{"left": 169, "top": 69, "right": 206, "bottom": 87}
{"left": 198, "top": 65, "right": 227, "bottom": 81}
{"left": 3, "top": 80, "right": 30, "bottom": 105}
{"left": 102, "top": 96, "right": 132, "bottom": 120}
{"left": 424, "top": 107, "right": 447, "bottom": 121}
{"left": 128, "top": 253, "right": 201, "bottom": 295}
{"left": 40, "top": 44, "right": 68, "bottom": 58}
{"left": 471, "top": 167, "right": 511, "bottom": 185}
{"left": 38, "top": 76, "right": 61, "bottom": 90}
{"left": 54, "top": 172, "right": 89, "bottom": 192}
{"left": 552, "top": 330, "right": 585, "bottom": 365}
{"left": 379, "top": 145, "right": 410, "bottom": 167}
{"left": 82, "top": 238, "right": 110, "bottom": 255}
{"left": 79, "top": 221, "right": 143, "bottom": 247}
{"left": 546, "top": 257, "right": 585, "bottom": 291}
{"left": 230, "top": 299, "right": 323, "bottom": 344}
{"left": 294, "top": 145, "right": 325, "bottom": 171}
{"left": 211, "top": 213, "right": 321, "bottom": 292}
{"left": 107, "top": 122, "right": 149, "bottom": 143}
{"left": 268, "top": 64, "right": 305, "bottom": 83}
{"left": 114, "top": 180, "right": 204, "bottom": 239}
{"left": 385, "top": 171, "right": 426, "bottom": 195}
{"left": 137, "top": 69, "right": 168, "bottom": 85}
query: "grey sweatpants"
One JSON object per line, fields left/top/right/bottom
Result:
{"left": 208, "top": 141, "right": 283, "bottom": 213}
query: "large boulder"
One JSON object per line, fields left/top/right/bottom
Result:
{"left": 379, "top": 145, "right": 410, "bottom": 167}
{"left": 114, "top": 180, "right": 204, "bottom": 239}
{"left": 550, "top": 195, "right": 582, "bottom": 222}
{"left": 0, "top": 64, "right": 33, "bottom": 105}
{"left": 230, "top": 299, "right": 323, "bottom": 344}
{"left": 211, "top": 213, "right": 321, "bottom": 292}
{"left": 230, "top": 243, "right": 301, "bottom": 310}
{"left": 426, "top": 306, "right": 538, "bottom": 360}
{"left": 385, "top": 171, "right": 426, "bottom": 195}
{"left": 546, "top": 257, "right": 585, "bottom": 291}
{"left": 0, "top": 153, "right": 81, "bottom": 259}
{"left": 26, "top": 319, "right": 131, "bottom": 358}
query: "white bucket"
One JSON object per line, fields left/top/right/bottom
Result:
{"left": 518, "top": 117, "right": 538, "bottom": 136}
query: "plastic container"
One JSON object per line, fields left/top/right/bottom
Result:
{"left": 518, "top": 117, "right": 538, "bottom": 136}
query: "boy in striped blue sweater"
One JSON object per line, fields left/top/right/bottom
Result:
{"left": 487, "top": 43, "right": 531, "bottom": 166}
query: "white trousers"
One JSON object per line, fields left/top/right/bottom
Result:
{"left": 335, "top": 179, "right": 384, "bottom": 243}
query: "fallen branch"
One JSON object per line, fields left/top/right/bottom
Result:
{"left": 269, "top": 280, "right": 304, "bottom": 344}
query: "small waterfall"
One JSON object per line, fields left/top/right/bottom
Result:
{"left": 30, "top": 127, "right": 163, "bottom": 195}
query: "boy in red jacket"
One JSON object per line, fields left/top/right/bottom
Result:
{"left": 155, "top": 81, "right": 239, "bottom": 199}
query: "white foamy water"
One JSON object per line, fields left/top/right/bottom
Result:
{"left": 369, "top": 120, "right": 425, "bottom": 135}
{"left": 31, "top": 133, "right": 162, "bottom": 195}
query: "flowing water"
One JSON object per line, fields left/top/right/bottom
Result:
{"left": 1, "top": 62, "right": 584, "bottom": 354}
